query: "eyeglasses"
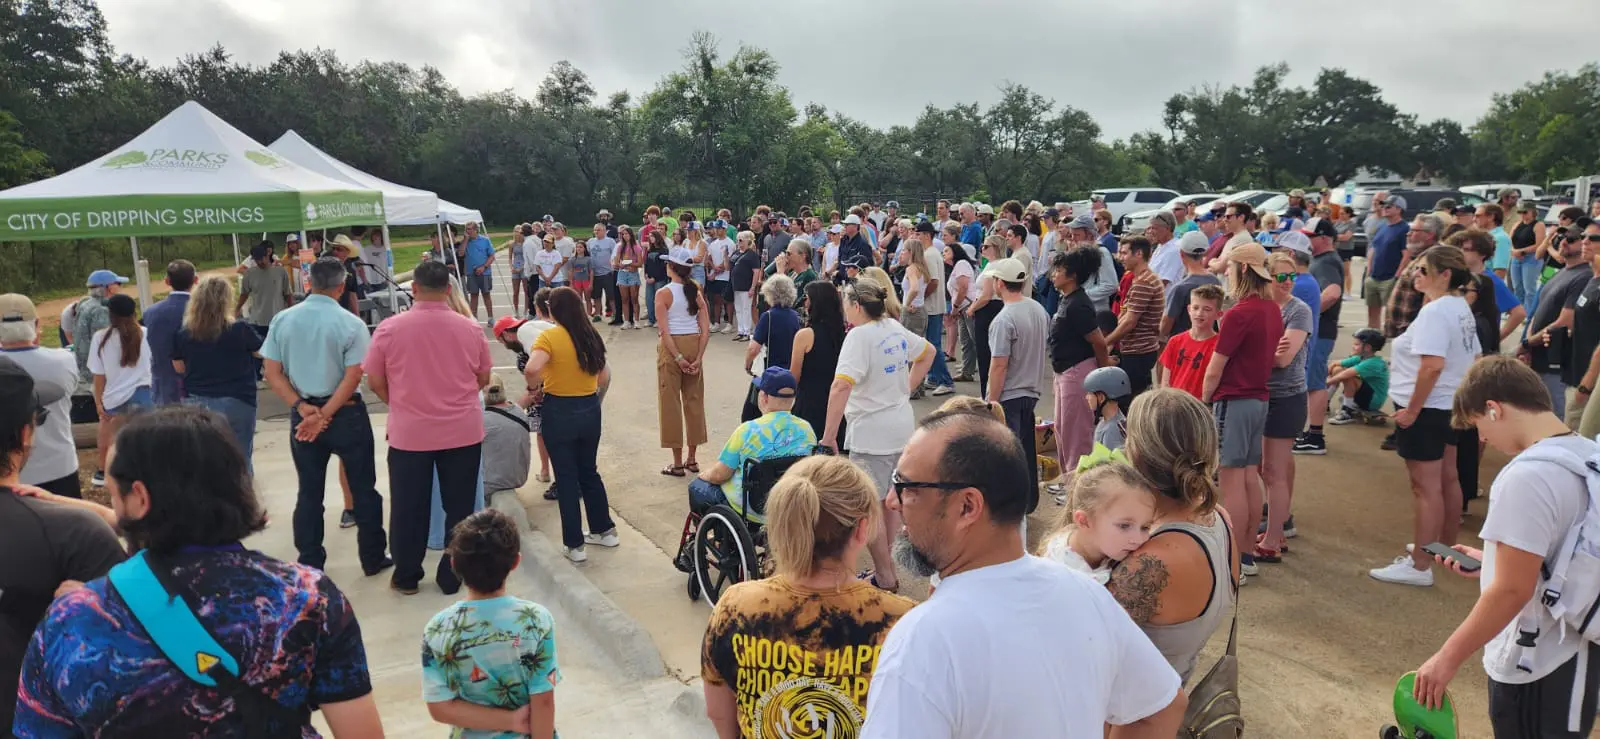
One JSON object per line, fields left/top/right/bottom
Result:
{"left": 1586, "top": 234, "right": 1600, "bottom": 242}
{"left": 890, "top": 471, "right": 975, "bottom": 502}
{"left": 1272, "top": 272, "right": 1295, "bottom": 283}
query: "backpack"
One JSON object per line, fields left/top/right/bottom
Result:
{"left": 1504, "top": 443, "right": 1600, "bottom": 644}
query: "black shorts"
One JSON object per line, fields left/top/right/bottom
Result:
{"left": 1395, "top": 407, "right": 1454, "bottom": 462}
{"left": 1354, "top": 382, "right": 1377, "bottom": 412}
{"left": 707, "top": 280, "right": 734, "bottom": 300}
{"left": 1489, "top": 642, "right": 1600, "bottom": 738}
{"left": 1337, "top": 248, "right": 1355, "bottom": 262}
{"left": 1265, "top": 392, "right": 1308, "bottom": 439}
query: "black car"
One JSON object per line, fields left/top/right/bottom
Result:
{"left": 1344, "top": 188, "right": 1487, "bottom": 257}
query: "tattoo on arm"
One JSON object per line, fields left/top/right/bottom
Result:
{"left": 1109, "top": 553, "right": 1170, "bottom": 625}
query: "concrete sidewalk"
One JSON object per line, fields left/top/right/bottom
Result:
{"left": 245, "top": 412, "right": 711, "bottom": 738}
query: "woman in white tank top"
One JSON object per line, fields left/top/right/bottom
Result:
{"left": 654, "top": 249, "right": 711, "bottom": 477}
{"left": 1112, "top": 387, "right": 1239, "bottom": 684}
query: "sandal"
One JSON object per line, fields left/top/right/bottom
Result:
{"left": 543, "top": 484, "right": 558, "bottom": 501}
{"left": 858, "top": 569, "right": 900, "bottom": 593}
{"left": 1251, "top": 545, "right": 1283, "bottom": 563}
{"left": 660, "top": 464, "right": 687, "bottom": 477}
{"left": 685, "top": 461, "right": 700, "bottom": 474}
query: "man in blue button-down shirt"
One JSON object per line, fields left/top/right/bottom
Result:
{"left": 461, "top": 222, "right": 496, "bottom": 321}
{"left": 261, "top": 256, "right": 392, "bottom": 577}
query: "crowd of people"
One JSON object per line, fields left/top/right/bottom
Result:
{"left": 6, "top": 188, "right": 1600, "bottom": 737}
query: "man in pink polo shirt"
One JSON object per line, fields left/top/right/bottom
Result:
{"left": 364, "top": 260, "right": 493, "bottom": 595}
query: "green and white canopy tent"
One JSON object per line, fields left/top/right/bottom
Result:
{"left": 0, "top": 100, "right": 383, "bottom": 306}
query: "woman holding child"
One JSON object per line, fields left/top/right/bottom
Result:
{"left": 1109, "top": 387, "right": 1238, "bottom": 683}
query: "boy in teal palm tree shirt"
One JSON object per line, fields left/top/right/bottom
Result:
{"left": 422, "top": 510, "right": 560, "bottom": 738}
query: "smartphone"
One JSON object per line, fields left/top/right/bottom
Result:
{"left": 1422, "top": 542, "right": 1481, "bottom": 572}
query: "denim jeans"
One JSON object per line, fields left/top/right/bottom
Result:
{"left": 428, "top": 459, "right": 485, "bottom": 550}
{"left": 925, "top": 313, "right": 953, "bottom": 386}
{"left": 646, "top": 279, "right": 663, "bottom": 324}
{"left": 1511, "top": 255, "right": 1543, "bottom": 322}
{"left": 541, "top": 393, "right": 616, "bottom": 549}
{"left": 186, "top": 395, "right": 257, "bottom": 471}
{"left": 289, "top": 402, "right": 388, "bottom": 571}
{"left": 389, "top": 442, "right": 481, "bottom": 592}
{"left": 688, "top": 477, "right": 724, "bottom": 512}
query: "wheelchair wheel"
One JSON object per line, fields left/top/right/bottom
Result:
{"left": 694, "top": 505, "right": 758, "bottom": 605}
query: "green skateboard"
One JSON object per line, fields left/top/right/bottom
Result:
{"left": 1380, "top": 671, "right": 1458, "bottom": 739}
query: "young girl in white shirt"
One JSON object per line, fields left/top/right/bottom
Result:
{"left": 1037, "top": 456, "right": 1157, "bottom": 584}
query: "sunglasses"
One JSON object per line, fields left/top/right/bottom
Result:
{"left": 890, "top": 471, "right": 975, "bottom": 502}
{"left": 1273, "top": 272, "right": 1296, "bottom": 283}
{"left": 1415, "top": 265, "right": 1431, "bottom": 277}
{"left": 1586, "top": 234, "right": 1600, "bottom": 242}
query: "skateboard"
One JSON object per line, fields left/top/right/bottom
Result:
{"left": 1380, "top": 671, "right": 1458, "bottom": 739}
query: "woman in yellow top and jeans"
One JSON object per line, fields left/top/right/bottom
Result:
{"left": 526, "top": 286, "right": 616, "bottom": 563}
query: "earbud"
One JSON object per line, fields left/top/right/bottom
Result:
{"left": 1488, "top": 408, "right": 1499, "bottom": 421}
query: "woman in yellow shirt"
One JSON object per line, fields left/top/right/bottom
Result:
{"left": 526, "top": 286, "right": 617, "bottom": 562}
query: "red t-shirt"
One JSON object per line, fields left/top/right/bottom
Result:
{"left": 1212, "top": 295, "right": 1284, "bottom": 402}
{"left": 1160, "top": 331, "right": 1218, "bottom": 399}
{"left": 1112, "top": 269, "right": 1135, "bottom": 314}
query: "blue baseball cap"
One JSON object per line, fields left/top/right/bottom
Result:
{"left": 684, "top": 221, "right": 702, "bottom": 231}
{"left": 1195, "top": 210, "right": 1216, "bottom": 223}
{"left": 86, "top": 269, "right": 129, "bottom": 287}
{"left": 756, "top": 367, "right": 797, "bottom": 397}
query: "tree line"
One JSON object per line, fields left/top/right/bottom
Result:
{"left": 4, "top": 0, "right": 1600, "bottom": 229}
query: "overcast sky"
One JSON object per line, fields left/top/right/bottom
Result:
{"left": 102, "top": 0, "right": 1600, "bottom": 140}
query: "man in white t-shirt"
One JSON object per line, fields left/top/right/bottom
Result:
{"left": 862, "top": 411, "right": 1185, "bottom": 739}
{"left": 351, "top": 226, "right": 389, "bottom": 288}
{"left": 706, "top": 222, "right": 736, "bottom": 331}
{"left": 1412, "top": 356, "right": 1600, "bottom": 736}
{"left": 552, "top": 223, "right": 577, "bottom": 284}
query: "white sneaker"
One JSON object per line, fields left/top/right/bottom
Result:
{"left": 930, "top": 385, "right": 955, "bottom": 396}
{"left": 1369, "top": 555, "right": 1432, "bottom": 586}
{"left": 627, "top": 321, "right": 637, "bottom": 330}
{"left": 564, "top": 546, "right": 588, "bottom": 563}
{"left": 1240, "top": 560, "right": 1259, "bottom": 576}
{"left": 584, "top": 529, "right": 620, "bottom": 548}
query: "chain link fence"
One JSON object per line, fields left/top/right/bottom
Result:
{"left": 0, "top": 234, "right": 239, "bottom": 297}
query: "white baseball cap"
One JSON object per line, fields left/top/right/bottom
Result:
{"left": 843, "top": 214, "right": 862, "bottom": 226}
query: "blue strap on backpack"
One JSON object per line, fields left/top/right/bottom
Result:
{"left": 107, "top": 550, "right": 308, "bottom": 736}
{"left": 106, "top": 551, "right": 239, "bottom": 685}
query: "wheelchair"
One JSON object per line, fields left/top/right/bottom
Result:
{"left": 672, "top": 453, "right": 813, "bottom": 605}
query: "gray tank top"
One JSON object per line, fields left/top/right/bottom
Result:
{"left": 1137, "top": 513, "right": 1235, "bottom": 683}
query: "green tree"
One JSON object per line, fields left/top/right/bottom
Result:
{"left": 0, "top": 110, "right": 49, "bottom": 187}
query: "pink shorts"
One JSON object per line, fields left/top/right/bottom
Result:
{"left": 572, "top": 280, "right": 592, "bottom": 294}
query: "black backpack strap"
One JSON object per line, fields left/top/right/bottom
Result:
{"left": 486, "top": 405, "right": 532, "bottom": 433}
{"left": 113, "top": 552, "right": 310, "bottom": 737}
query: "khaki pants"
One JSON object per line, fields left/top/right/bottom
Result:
{"left": 658, "top": 334, "right": 708, "bottom": 449}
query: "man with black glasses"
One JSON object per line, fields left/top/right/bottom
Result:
{"left": 863, "top": 410, "right": 1185, "bottom": 738}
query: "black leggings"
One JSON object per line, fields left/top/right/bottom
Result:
{"left": 1457, "top": 427, "right": 1481, "bottom": 508}
{"left": 974, "top": 301, "right": 1002, "bottom": 399}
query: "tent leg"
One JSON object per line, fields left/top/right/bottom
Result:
{"left": 130, "top": 236, "right": 151, "bottom": 309}
{"left": 381, "top": 224, "right": 397, "bottom": 315}
{"left": 230, "top": 234, "right": 240, "bottom": 270}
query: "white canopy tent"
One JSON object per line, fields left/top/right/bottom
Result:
{"left": 268, "top": 130, "right": 440, "bottom": 224}
{"left": 394, "top": 197, "right": 483, "bottom": 227}
{"left": 0, "top": 101, "right": 383, "bottom": 307}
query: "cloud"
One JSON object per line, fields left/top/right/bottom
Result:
{"left": 102, "top": 0, "right": 1600, "bottom": 139}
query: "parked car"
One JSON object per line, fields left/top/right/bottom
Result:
{"left": 1460, "top": 183, "right": 1546, "bottom": 201}
{"left": 1118, "top": 193, "right": 1224, "bottom": 233}
{"left": 1093, "top": 187, "right": 1181, "bottom": 230}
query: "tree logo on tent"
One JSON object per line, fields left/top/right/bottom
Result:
{"left": 305, "top": 204, "right": 318, "bottom": 221}
{"left": 99, "top": 149, "right": 228, "bottom": 171}
{"left": 374, "top": 202, "right": 384, "bottom": 217}
{"left": 102, "top": 151, "right": 149, "bottom": 169}
{"left": 245, "top": 150, "right": 288, "bottom": 169}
